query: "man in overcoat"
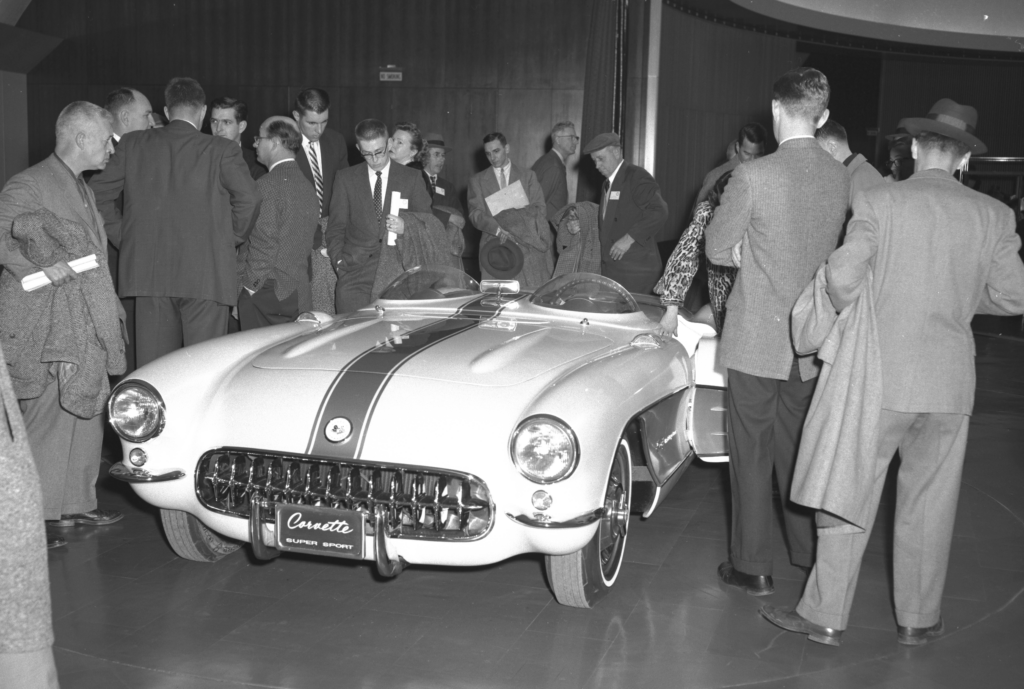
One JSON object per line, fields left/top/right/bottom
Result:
{"left": 705, "top": 68, "right": 849, "bottom": 596}
{"left": 762, "top": 99, "right": 1024, "bottom": 646}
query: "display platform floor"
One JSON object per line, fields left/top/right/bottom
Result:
{"left": 48, "top": 335, "right": 1024, "bottom": 688}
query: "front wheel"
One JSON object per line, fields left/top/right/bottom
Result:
{"left": 545, "top": 438, "right": 632, "bottom": 607}
{"left": 160, "top": 508, "right": 240, "bottom": 562}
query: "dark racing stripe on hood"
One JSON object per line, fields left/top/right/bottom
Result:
{"left": 305, "top": 295, "right": 522, "bottom": 458}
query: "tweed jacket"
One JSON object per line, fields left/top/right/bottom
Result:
{"left": 468, "top": 162, "right": 547, "bottom": 245}
{"left": 324, "top": 161, "right": 433, "bottom": 274}
{"left": 706, "top": 137, "right": 849, "bottom": 381}
{"left": 826, "top": 168, "right": 1024, "bottom": 414}
{"left": 237, "top": 160, "right": 320, "bottom": 311}
{"left": 599, "top": 162, "right": 669, "bottom": 289}
{"left": 297, "top": 127, "right": 349, "bottom": 220}
{"left": 532, "top": 149, "right": 568, "bottom": 222}
{"left": 90, "top": 120, "right": 262, "bottom": 306}
{"left": 0, "top": 342, "right": 53, "bottom": 655}
{"left": 553, "top": 202, "right": 601, "bottom": 277}
{"left": 845, "top": 153, "right": 884, "bottom": 205}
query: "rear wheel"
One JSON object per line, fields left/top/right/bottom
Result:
{"left": 160, "top": 508, "right": 240, "bottom": 562}
{"left": 546, "top": 438, "right": 632, "bottom": 607}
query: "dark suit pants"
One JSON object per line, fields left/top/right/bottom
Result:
{"left": 727, "top": 362, "right": 816, "bottom": 576}
{"left": 135, "top": 297, "right": 229, "bottom": 368}
{"left": 335, "top": 255, "right": 378, "bottom": 314}
{"left": 238, "top": 281, "right": 299, "bottom": 330}
{"left": 797, "top": 411, "right": 969, "bottom": 631}
{"left": 19, "top": 380, "right": 104, "bottom": 520}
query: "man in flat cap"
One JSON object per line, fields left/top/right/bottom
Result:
{"left": 583, "top": 132, "right": 667, "bottom": 294}
{"left": 762, "top": 98, "right": 1024, "bottom": 647}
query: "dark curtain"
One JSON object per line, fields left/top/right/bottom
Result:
{"left": 578, "top": 0, "right": 628, "bottom": 203}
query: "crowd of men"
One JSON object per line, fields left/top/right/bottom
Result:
{"left": 3, "top": 67, "right": 1024, "bottom": 685}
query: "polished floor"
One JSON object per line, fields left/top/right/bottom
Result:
{"left": 49, "top": 334, "right": 1024, "bottom": 688}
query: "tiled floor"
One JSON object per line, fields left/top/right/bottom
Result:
{"left": 48, "top": 335, "right": 1024, "bottom": 688}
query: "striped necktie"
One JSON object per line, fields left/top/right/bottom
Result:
{"left": 308, "top": 142, "right": 324, "bottom": 215}
{"left": 374, "top": 171, "right": 383, "bottom": 223}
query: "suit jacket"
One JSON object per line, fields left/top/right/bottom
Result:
{"left": 324, "top": 161, "right": 433, "bottom": 273}
{"left": 237, "top": 160, "right": 320, "bottom": 311}
{"left": 706, "top": 137, "right": 849, "bottom": 381}
{"left": 845, "top": 153, "right": 884, "bottom": 205}
{"left": 826, "top": 168, "right": 1024, "bottom": 414}
{"left": 468, "top": 162, "right": 546, "bottom": 244}
{"left": 90, "top": 119, "right": 262, "bottom": 306}
{"left": 0, "top": 154, "right": 108, "bottom": 280}
{"left": 532, "top": 149, "right": 568, "bottom": 222}
{"left": 692, "top": 156, "right": 739, "bottom": 217}
{"left": 242, "top": 144, "right": 267, "bottom": 180}
{"left": 296, "top": 127, "right": 349, "bottom": 219}
{"left": 599, "top": 162, "right": 668, "bottom": 292}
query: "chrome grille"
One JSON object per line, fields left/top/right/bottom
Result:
{"left": 195, "top": 448, "right": 493, "bottom": 541}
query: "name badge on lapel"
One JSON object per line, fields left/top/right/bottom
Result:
{"left": 609, "top": 191, "right": 621, "bottom": 200}
{"left": 435, "top": 187, "right": 446, "bottom": 196}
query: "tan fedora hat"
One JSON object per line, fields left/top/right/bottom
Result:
{"left": 902, "top": 99, "right": 986, "bottom": 154}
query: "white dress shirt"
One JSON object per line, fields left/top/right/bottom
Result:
{"left": 492, "top": 161, "right": 512, "bottom": 188}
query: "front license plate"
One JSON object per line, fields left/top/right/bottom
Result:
{"left": 275, "top": 503, "right": 364, "bottom": 559}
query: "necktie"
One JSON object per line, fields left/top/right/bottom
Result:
{"left": 374, "top": 171, "right": 383, "bottom": 223}
{"left": 601, "top": 179, "right": 610, "bottom": 220}
{"left": 429, "top": 175, "right": 437, "bottom": 196}
{"left": 500, "top": 168, "right": 507, "bottom": 189}
{"left": 308, "top": 143, "right": 324, "bottom": 215}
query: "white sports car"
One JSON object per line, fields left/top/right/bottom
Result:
{"left": 108, "top": 267, "right": 728, "bottom": 607}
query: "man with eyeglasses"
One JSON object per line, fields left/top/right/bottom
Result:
{"left": 324, "top": 119, "right": 432, "bottom": 312}
{"left": 533, "top": 121, "right": 577, "bottom": 224}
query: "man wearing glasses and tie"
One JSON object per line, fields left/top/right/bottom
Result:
{"left": 532, "top": 122, "right": 578, "bottom": 226}
{"left": 324, "top": 119, "right": 432, "bottom": 313}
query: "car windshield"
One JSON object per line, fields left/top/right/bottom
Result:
{"left": 379, "top": 265, "right": 481, "bottom": 301}
{"left": 531, "top": 273, "right": 639, "bottom": 314}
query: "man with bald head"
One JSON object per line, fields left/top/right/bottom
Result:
{"left": 104, "top": 87, "right": 154, "bottom": 143}
{"left": 236, "top": 117, "right": 319, "bottom": 329}
{"left": 1, "top": 101, "right": 126, "bottom": 539}
{"left": 92, "top": 77, "right": 261, "bottom": 365}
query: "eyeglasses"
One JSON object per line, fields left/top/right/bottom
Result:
{"left": 358, "top": 147, "right": 388, "bottom": 160}
{"left": 253, "top": 135, "right": 266, "bottom": 144}
{"left": 555, "top": 134, "right": 580, "bottom": 141}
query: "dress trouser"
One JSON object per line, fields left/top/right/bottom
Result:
{"left": 19, "top": 380, "right": 104, "bottom": 521}
{"left": 797, "top": 410, "right": 969, "bottom": 631}
{"left": 335, "top": 255, "right": 378, "bottom": 314}
{"left": 727, "top": 362, "right": 817, "bottom": 575}
{"left": 135, "top": 297, "right": 230, "bottom": 368}
{"left": 238, "top": 281, "right": 299, "bottom": 330}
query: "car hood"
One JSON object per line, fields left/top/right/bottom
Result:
{"left": 251, "top": 311, "right": 614, "bottom": 388}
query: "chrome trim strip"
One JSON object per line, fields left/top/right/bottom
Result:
{"left": 108, "top": 464, "right": 185, "bottom": 483}
{"left": 506, "top": 508, "right": 604, "bottom": 529}
{"left": 249, "top": 498, "right": 280, "bottom": 561}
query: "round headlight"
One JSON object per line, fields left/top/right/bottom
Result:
{"left": 108, "top": 382, "right": 165, "bottom": 442}
{"left": 511, "top": 416, "right": 578, "bottom": 483}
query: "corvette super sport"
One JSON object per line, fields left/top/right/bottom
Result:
{"left": 108, "top": 266, "right": 729, "bottom": 607}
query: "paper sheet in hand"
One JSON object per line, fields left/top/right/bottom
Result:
{"left": 672, "top": 315, "right": 715, "bottom": 357}
{"left": 485, "top": 180, "right": 529, "bottom": 215}
{"left": 21, "top": 254, "right": 99, "bottom": 292}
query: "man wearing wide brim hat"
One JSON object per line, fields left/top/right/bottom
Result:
{"left": 762, "top": 98, "right": 1024, "bottom": 647}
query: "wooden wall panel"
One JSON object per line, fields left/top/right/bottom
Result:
{"left": 656, "top": 7, "right": 796, "bottom": 242}
{"left": 17, "top": 0, "right": 586, "bottom": 228}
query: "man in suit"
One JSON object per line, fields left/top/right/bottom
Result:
{"left": 419, "top": 132, "right": 460, "bottom": 213}
{"left": 705, "top": 68, "right": 849, "bottom": 596}
{"left": 102, "top": 87, "right": 154, "bottom": 372}
{"left": 533, "top": 121, "right": 577, "bottom": 223}
{"left": 0, "top": 102, "right": 125, "bottom": 539}
{"left": 325, "top": 119, "right": 432, "bottom": 312}
{"left": 91, "top": 77, "right": 261, "bottom": 367}
{"left": 582, "top": 132, "right": 668, "bottom": 294}
{"left": 237, "top": 117, "right": 319, "bottom": 329}
{"left": 762, "top": 100, "right": 1024, "bottom": 647}
{"left": 293, "top": 88, "right": 349, "bottom": 221}
{"left": 815, "top": 120, "right": 884, "bottom": 208}
{"left": 468, "top": 132, "right": 547, "bottom": 249}
{"left": 210, "top": 96, "right": 265, "bottom": 180}
{"left": 692, "top": 123, "right": 766, "bottom": 214}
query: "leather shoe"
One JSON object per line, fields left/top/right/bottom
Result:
{"left": 54, "top": 509, "right": 123, "bottom": 527}
{"left": 718, "top": 561, "right": 774, "bottom": 596}
{"left": 897, "top": 618, "right": 944, "bottom": 646}
{"left": 761, "top": 605, "right": 843, "bottom": 646}
{"left": 46, "top": 535, "right": 67, "bottom": 549}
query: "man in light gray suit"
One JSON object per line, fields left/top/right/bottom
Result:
{"left": 706, "top": 68, "right": 850, "bottom": 596}
{"left": 762, "top": 99, "right": 1024, "bottom": 647}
